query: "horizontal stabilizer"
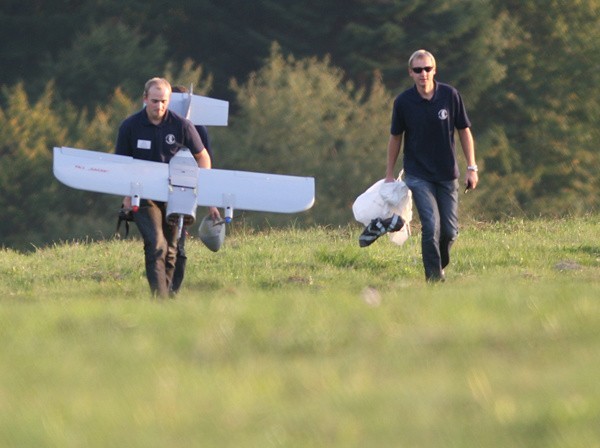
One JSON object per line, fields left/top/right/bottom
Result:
{"left": 169, "top": 92, "right": 229, "bottom": 126}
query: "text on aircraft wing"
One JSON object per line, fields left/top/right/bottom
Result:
{"left": 196, "top": 168, "right": 315, "bottom": 213}
{"left": 169, "top": 92, "right": 229, "bottom": 126}
{"left": 53, "top": 147, "right": 169, "bottom": 201}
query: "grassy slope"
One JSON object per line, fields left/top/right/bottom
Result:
{"left": 1, "top": 217, "right": 599, "bottom": 447}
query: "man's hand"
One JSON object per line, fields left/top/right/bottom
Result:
{"left": 208, "top": 206, "right": 221, "bottom": 221}
{"left": 464, "top": 170, "right": 479, "bottom": 192}
{"left": 122, "top": 196, "right": 132, "bottom": 211}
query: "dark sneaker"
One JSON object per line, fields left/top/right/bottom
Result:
{"left": 359, "top": 214, "right": 404, "bottom": 247}
{"left": 426, "top": 269, "right": 446, "bottom": 283}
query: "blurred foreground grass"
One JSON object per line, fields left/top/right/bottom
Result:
{"left": 1, "top": 216, "right": 599, "bottom": 447}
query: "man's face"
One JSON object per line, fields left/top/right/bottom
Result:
{"left": 144, "top": 85, "right": 170, "bottom": 123}
{"left": 409, "top": 56, "right": 436, "bottom": 88}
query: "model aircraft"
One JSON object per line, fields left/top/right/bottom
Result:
{"left": 53, "top": 146, "right": 315, "bottom": 239}
{"left": 53, "top": 90, "right": 314, "bottom": 241}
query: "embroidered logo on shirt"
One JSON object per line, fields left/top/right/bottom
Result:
{"left": 438, "top": 109, "right": 448, "bottom": 120}
{"left": 165, "top": 134, "right": 176, "bottom": 145}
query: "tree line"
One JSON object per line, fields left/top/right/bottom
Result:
{"left": 0, "top": 0, "right": 598, "bottom": 250}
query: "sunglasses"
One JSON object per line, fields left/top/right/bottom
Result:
{"left": 411, "top": 66, "right": 434, "bottom": 74}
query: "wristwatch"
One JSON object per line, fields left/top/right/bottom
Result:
{"left": 467, "top": 165, "right": 478, "bottom": 172}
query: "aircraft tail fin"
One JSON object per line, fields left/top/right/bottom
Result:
{"left": 169, "top": 92, "right": 229, "bottom": 126}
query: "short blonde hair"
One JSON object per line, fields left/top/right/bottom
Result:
{"left": 143, "top": 77, "right": 172, "bottom": 97}
{"left": 408, "top": 50, "right": 436, "bottom": 69}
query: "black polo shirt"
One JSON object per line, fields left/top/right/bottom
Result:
{"left": 390, "top": 82, "right": 471, "bottom": 181}
{"left": 115, "top": 108, "right": 205, "bottom": 163}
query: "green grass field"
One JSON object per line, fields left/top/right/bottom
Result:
{"left": 1, "top": 216, "right": 599, "bottom": 447}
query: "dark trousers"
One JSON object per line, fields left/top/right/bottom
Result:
{"left": 171, "top": 229, "right": 187, "bottom": 293}
{"left": 134, "top": 200, "right": 178, "bottom": 296}
{"left": 404, "top": 175, "right": 459, "bottom": 281}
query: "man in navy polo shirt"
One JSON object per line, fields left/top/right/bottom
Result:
{"left": 116, "top": 77, "right": 220, "bottom": 297}
{"left": 384, "top": 50, "right": 479, "bottom": 282}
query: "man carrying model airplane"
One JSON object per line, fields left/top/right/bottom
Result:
{"left": 53, "top": 80, "right": 314, "bottom": 298}
{"left": 116, "top": 77, "right": 220, "bottom": 297}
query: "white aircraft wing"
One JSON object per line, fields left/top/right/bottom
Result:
{"left": 197, "top": 168, "right": 315, "bottom": 213}
{"left": 53, "top": 147, "right": 169, "bottom": 201}
{"left": 169, "top": 92, "right": 229, "bottom": 126}
{"left": 54, "top": 147, "right": 315, "bottom": 214}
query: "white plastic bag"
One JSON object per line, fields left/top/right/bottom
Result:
{"left": 387, "top": 184, "right": 412, "bottom": 246}
{"left": 352, "top": 173, "right": 412, "bottom": 246}
{"left": 352, "top": 179, "right": 390, "bottom": 226}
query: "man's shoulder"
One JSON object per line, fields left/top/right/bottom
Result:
{"left": 393, "top": 87, "right": 420, "bottom": 111}
{"left": 195, "top": 124, "right": 209, "bottom": 137}
{"left": 436, "top": 82, "right": 461, "bottom": 97}
{"left": 395, "top": 86, "right": 418, "bottom": 102}
{"left": 120, "top": 109, "right": 146, "bottom": 128}
{"left": 165, "top": 110, "right": 193, "bottom": 127}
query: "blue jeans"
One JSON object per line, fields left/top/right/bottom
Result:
{"left": 134, "top": 200, "right": 179, "bottom": 296}
{"left": 404, "top": 175, "right": 459, "bottom": 281}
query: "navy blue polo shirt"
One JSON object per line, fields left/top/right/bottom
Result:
{"left": 390, "top": 82, "right": 471, "bottom": 181}
{"left": 196, "top": 125, "right": 213, "bottom": 162}
{"left": 115, "top": 108, "right": 205, "bottom": 163}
